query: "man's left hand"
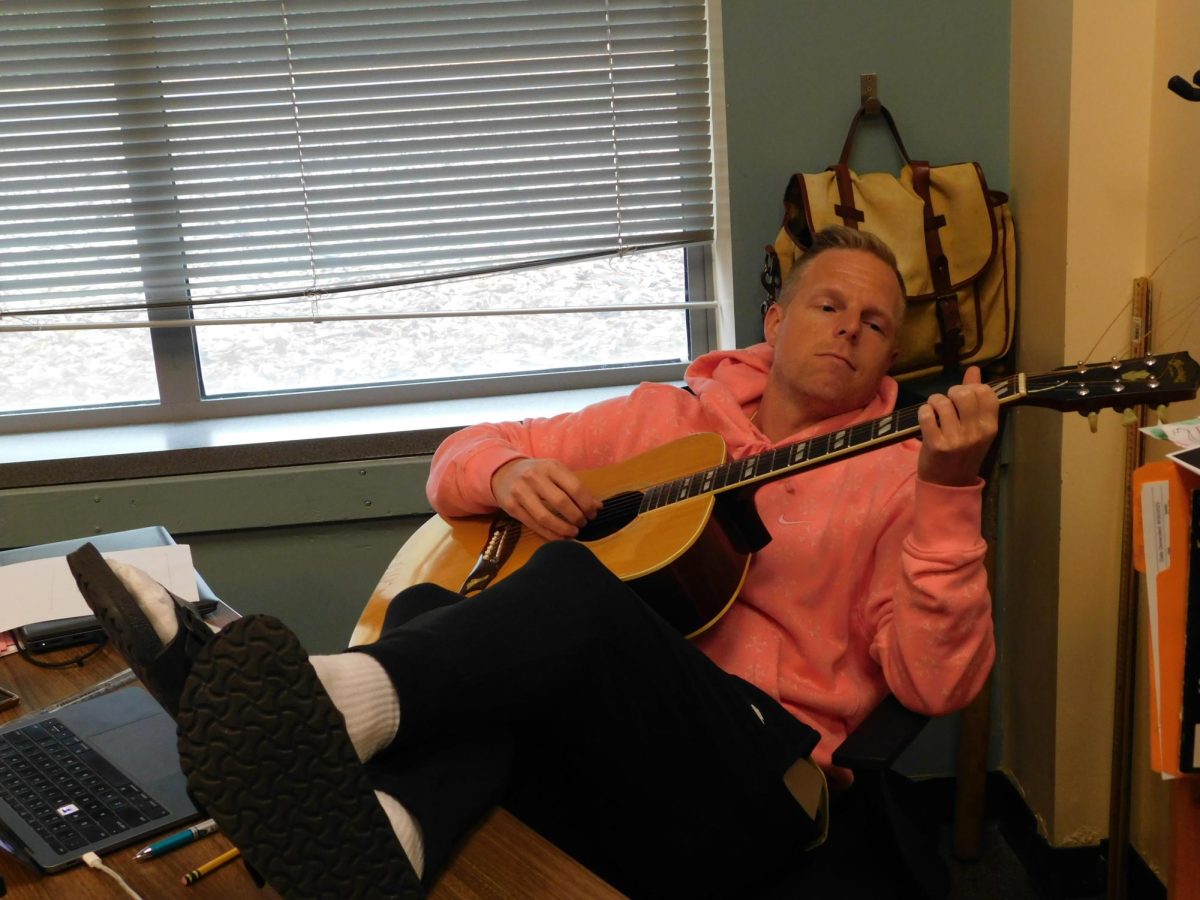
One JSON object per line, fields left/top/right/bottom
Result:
{"left": 916, "top": 366, "right": 1000, "bottom": 487}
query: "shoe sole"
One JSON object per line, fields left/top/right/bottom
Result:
{"left": 177, "top": 616, "right": 423, "bottom": 899}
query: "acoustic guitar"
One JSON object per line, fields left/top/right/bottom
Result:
{"left": 351, "top": 352, "right": 1200, "bottom": 645}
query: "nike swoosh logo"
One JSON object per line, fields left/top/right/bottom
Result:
{"left": 777, "top": 515, "right": 810, "bottom": 526}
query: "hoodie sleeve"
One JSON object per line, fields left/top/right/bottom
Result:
{"left": 426, "top": 386, "right": 696, "bottom": 517}
{"left": 863, "top": 477, "right": 995, "bottom": 717}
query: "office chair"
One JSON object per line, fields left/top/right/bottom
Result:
{"left": 755, "top": 695, "right": 947, "bottom": 900}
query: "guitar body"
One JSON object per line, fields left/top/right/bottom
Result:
{"left": 350, "top": 432, "right": 752, "bottom": 646}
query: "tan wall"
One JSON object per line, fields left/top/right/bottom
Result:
{"left": 1007, "top": 0, "right": 1159, "bottom": 855}
{"left": 1005, "top": 0, "right": 1073, "bottom": 840}
{"left": 1056, "top": 1, "right": 1156, "bottom": 847}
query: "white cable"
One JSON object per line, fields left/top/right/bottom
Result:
{"left": 82, "top": 851, "right": 145, "bottom": 900}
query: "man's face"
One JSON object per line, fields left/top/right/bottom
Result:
{"left": 763, "top": 248, "right": 903, "bottom": 424}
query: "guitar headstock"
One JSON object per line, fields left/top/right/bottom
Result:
{"left": 1021, "top": 351, "right": 1200, "bottom": 414}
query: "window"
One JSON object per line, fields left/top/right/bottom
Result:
{"left": 0, "top": 0, "right": 716, "bottom": 430}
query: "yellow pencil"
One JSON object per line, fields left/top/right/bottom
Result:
{"left": 181, "top": 846, "right": 241, "bottom": 886}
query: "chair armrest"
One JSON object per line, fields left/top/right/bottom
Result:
{"left": 831, "top": 694, "right": 930, "bottom": 771}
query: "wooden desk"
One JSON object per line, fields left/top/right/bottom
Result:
{"left": 0, "top": 613, "right": 622, "bottom": 897}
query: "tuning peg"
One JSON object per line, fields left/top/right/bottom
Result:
{"left": 1088, "top": 412, "right": 1099, "bottom": 433}
{"left": 1157, "top": 405, "right": 1169, "bottom": 424}
{"left": 1122, "top": 408, "right": 1139, "bottom": 428}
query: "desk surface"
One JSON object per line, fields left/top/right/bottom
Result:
{"left": 0, "top": 610, "right": 622, "bottom": 898}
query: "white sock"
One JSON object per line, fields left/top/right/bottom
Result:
{"left": 376, "top": 790, "right": 426, "bottom": 879}
{"left": 309, "top": 652, "right": 400, "bottom": 763}
{"left": 109, "top": 561, "right": 223, "bottom": 646}
{"left": 309, "top": 657, "right": 416, "bottom": 876}
{"left": 108, "top": 560, "right": 212, "bottom": 646}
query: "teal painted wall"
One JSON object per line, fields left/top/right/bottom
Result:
{"left": 184, "top": 518, "right": 426, "bottom": 653}
{"left": 721, "top": 0, "right": 1011, "bottom": 343}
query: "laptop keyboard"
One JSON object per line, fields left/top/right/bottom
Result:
{"left": 0, "top": 718, "right": 169, "bottom": 855}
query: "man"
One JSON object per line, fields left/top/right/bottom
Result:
{"left": 69, "top": 226, "right": 998, "bottom": 899}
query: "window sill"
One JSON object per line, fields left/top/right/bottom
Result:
{"left": 0, "top": 383, "right": 652, "bottom": 490}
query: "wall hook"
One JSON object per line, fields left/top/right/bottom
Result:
{"left": 860, "top": 73, "right": 880, "bottom": 117}
{"left": 1167, "top": 69, "right": 1200, "bottom": 102}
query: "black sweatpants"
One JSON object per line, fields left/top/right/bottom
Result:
{"left": 351, "top": 541, "right": 821, "bottom": 899}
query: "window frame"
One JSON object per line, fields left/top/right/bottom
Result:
{"left": 0, "top": 0, "right": 729, "bottom": 437}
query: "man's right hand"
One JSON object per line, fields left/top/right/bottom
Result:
{"left": 491, "top": 458, "right": 601, "bottom": 541}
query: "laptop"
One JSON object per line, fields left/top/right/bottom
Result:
{"left": 0, "top": 526, "right": 221, "bottom": 653}
{"left": 0, "top": 527, "right": 222, "bottom": 870}
{"left": 0, "top": 686, "right": 200, "bottom": 872}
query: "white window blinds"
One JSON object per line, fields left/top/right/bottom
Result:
{"left": 0, "top": 0, "right": 714, "bottom": 320}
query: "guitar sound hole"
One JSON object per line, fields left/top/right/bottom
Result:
{"left": 576, "top": 491, "right": 643, "bottom": 541}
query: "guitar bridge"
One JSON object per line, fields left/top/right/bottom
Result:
{"left": 459, "top": 515, "right": 522, "bottom": 595}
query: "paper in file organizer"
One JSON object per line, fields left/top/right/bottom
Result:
{"left": 1132, "top": 460, "right": 1200, "bottom": 776}
{"left": 0, "top": 544, "right": 199, "bottom": 635}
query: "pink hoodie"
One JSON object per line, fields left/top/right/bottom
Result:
{"left": 427, "top": 344, "right": 995, "bottom": 781}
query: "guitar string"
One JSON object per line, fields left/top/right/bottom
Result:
{"left": 641, "top": 363, "right": 1170, "bottom": 514}
{"left": 587, "top": 363, "right": 1173, "bottom": 527}
{"left": 1078, "top": 234, "right": 1200, "bottom": 363}
{"left": 630, "top": 382, "right": 1000, "bottom": 517}
{"left": 1150, "top": 298, "right": 1200, "bottom": 356}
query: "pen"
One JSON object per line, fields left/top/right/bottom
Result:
{"left": 133, "top": 818, "right": 218, "bottom": 861}
{"left": 181, "top": 847, "right": 241, "bottom": 886}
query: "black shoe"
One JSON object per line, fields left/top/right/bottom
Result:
{"left": 66, "top": 542, "right": 214, "bottom": 718}
{"left": 177, "top": 615, "right": 423, "bottom": 900}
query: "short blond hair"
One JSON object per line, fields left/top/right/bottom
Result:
{"left": 780, "top": 226, "right": 906, "bottom": 308}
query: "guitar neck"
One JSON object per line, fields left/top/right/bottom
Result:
{"left": 639, "top": 373, "right": 1029, "bottom": 512}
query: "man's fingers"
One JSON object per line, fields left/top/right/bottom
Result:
{"left": 520, "top": 477, "right": 589, "bottom": 528}
{"left": 920, "top": 392, "right": 966, "bottom": 439}
{"left": 491, "top": 458, "right": 600, "bottom": 541}
{"left": 513, "top": 496, "right": 580, "bottom": 540}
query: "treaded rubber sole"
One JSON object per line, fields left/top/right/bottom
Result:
{"left": 177, "top": 616, "right": 423, "bottom": 899}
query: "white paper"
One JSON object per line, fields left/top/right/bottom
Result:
{"left": 0, "top": 545, "right": 199, "bottom": 634}
{"left": 1141, "top": 481, "right": 1169, "bottom": 775}
{"left": 1141, "top": 417, "right": 1200, "bottom": 449}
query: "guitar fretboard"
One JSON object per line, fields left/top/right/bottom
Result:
{"left": 639, "top": 373, "right": 1025, "bottom": 512}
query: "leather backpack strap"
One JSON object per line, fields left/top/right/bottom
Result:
{"left": 875, "top": 105, "right": 912, "bottom": 164}
{"left": 833, "top": 103, "right": 915, "bottom": 231}
{"left": 837, "top": 103, "right": 912, "bottom": 166}
{"left": 832, "top": 165, "right": 863, "bottom": 228}
{"left": 910, "top": 161, "right": 964, "bottom": 373}
{"left": 832, "top": 107, "right": 866, "bottom": 228}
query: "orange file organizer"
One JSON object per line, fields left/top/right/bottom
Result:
{"left": 1132, "top": 460, "right": 1200, "bottom": 777}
